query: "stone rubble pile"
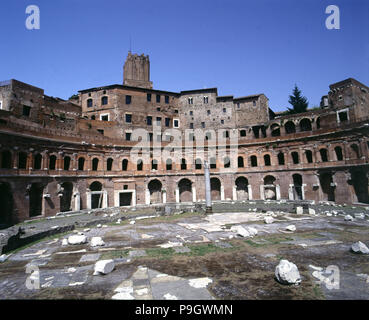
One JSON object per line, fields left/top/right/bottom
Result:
{"left": 275, "top": 259, "right": 301, "bottom": 285}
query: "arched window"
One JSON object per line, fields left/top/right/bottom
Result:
{"left": 271, "top": 124, "right": 281, "bottom": 137}
{"left": 137, "top": 159, "right": 143, "bottom": 171}
{"left": 1, "top": 150, "right": 12, "bottom": 169}
{"left": 264, "top": 154, "right": 271, "bottom": 166}
{"left": 92, "top": 158, "right": 99, "bottom": 171}
{"left": 78, "top": 157, "right": 85, "bottom": 170}
{"left": 107, "top": 158, "right": 113, "bottom": 171}
{"left": 250, "top": 155, "right": 257, "bottom": 167}
{"left": 195, "top": 158, "right": 202, "bottom": 170}
{"left": 285, "top": 121, "right": 296, "bottom": 134}
{"left": 224, "top": 157, "right": 230, "bottom": 168}
{"left": 238, "top": 156, "right": 244, "bottom": 168}
{"left": 87, "top": 99, "right": 93, "bottom": 108}
{"left": 300, "top": 118, "right": 312, "bottom": 131}
{"left": 320, "top": 149, "right": 329, "bottom": 162}
{"left": 64, "top": 156, "right": 71, "bottom": 170}
{"left": 49, "top": 155, "right": 56, "bottom": 170}
{"left": 278, "top": 152, "right": 285, "bottom": 165}
{"left": 316, "top": 117, "right": 321, "bottom": 129}
{"left": 122, "top": 159, "right": 128, "bottom": 171}
{"left": 334, "top": 146, "right": 343, "bottom": 161}
{"left": 305, "top": 150, "right": 313, "bottom": 163}
{"left": 166, "top": 159, "right": 172, "bottom": 171}
{"left": 18, "top": 152, "right": 27, "bottom": 169}
{"left": 34, "top": 154, "right": 42, "bottom": 170}
{"left": 292, "top": 152, "right": 299, "bottom": 164}
{"left": 181, "top": 158, "right": 187, "bottom": 170}
{"left": 101, "top": 96, "right": 108, "bottom": 105}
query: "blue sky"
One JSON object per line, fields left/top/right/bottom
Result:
{"left": 0, "top": 0, "right": 368, "bottom": 111}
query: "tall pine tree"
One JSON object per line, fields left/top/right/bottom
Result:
{"left": 287, "top": 85, "right": 308, "bottom": 114}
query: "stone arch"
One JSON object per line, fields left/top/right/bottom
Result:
{"left": 78, "top": 157, "right": 85, "bottom": 170}
{"left": 210, "top": 177, "right": 221, "bottom": 201}
{"left": 271, "top": 123, "right": 281, "bottom": 137}
{"left": 305, "top": 150, "right": 313, "bottom": 163}
{"left": 49, "top": 155, "right": 57, "bottom": 170}
{"left": 291, "top": 151, "right": 299, "bottom": 164}
{"left": 92, "top": 157, "right": 99, "bottom": 171}
{"left": 285, "top": 121, "right": 296, "bottom": 134}
{"left": 60, "top": 182, "right": 73, "bottom": 212}
{"left": 300, "top": 118, "right": 312, "bottom": 131}
{"left": 178, "top": 178, "right": 192, "bottom": 203}
{"left": 122, "top": 158, "right": 129, "bottom": 171}
{"left": 238, "top": 156, "right": 244, "bottom": 168}
{"left": 235, "top": 176, "right": 249, "bottom": 200}
{"left": 334, "top": 146, "right": 343, "bottom": 161}
{"left": 18, "top": 152, "right": 28, "bottom": 169}
{"left": 34, "top": 153, "right": 42, "bottom": 170}
{"left": 148, "top": 179, "right": 162, "bottom": 204}
{"left": 263, "top": 175, "right": 276, "bottom": 200}
{"left": 107, "top": 158, "right": 113, "bottom": 171}
{"left": 250, "top": 155, "right": 258, "bottom": 167}
{"left": 64, "top": 156, "right": 71, "bottom": 170}
{"left": 0, "top": 182, "right": 13, "bottom": 226}
{"left": 278, "top": 152, "right": 285, "bottom": 165}
{"left": 319, "top": 148, "right": 329, "bottom": 162}
{"left": 264, "top": 154, "right": 271, "bottom": 166}
{"left": 1, "top": 150, "right": 12, "bottom": 169}
{"left": 292, "top": 174, "right": 303, "bottom": 200}
{"left": 89, "top": 181, "right": 103, "bottom": 209}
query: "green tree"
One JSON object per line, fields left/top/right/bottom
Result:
{"left": 287, "top": 85, "right": 308, "bottom": 114}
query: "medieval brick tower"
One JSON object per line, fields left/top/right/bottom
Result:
{"left": 123, "top": 52, "right": 153, "bottom": 89}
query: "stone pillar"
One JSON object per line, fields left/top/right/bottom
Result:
{"left": 175, "top": 186, "right": 180, "bottom": 203}
{"left": 301, "top": 184, "right": 306, "bottom": 200}
{"left": 288, "top": 184, "right": 294, "bottom": 200}
{"left": 232, "top": 185, "right": 237, "bottom": 201}
{"left": 204, "top": 161, "right": 212, "bottom": 212}
{"left": 192, "top": 186, "right": 196, "bottom": 203}
{"left": 86, "top": 191, "right": 91, "bottom": 209}
{"left": 276, "top": 184, "right": 281, "bottom": 200}
{"left": 248, "top": 185, "right": 253, "bottom": 200}
{"left": 220, "top": 184, "right": 225, "bottom": 201}
{"left": 102, "top": 190, "right": 108, "bottom": 208}
{"left": 145, "top": 188, "right": 150, "bottom": 205}
{"left": 260, "top": 185, "right": 265, "bottom": 200}
{"left": 162, "top": 190, "right": 167, "bottom": 204}
{"left": 74, "top": 192, "right": 80, "bottom": 211}
{"left": 132, "top": 190, "right": 137, "bottom": 206}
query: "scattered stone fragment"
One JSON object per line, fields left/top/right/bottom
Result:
{"left": 308, "top": 208, "right": 316, "bottom": 215}
{"left": 67, "top": 267, "right": 76, "bottom": 273}
{"left": 67, "top": 234, "right": 87, "bottom": 245}
{"left": 344, "top": 215, "right": 354, "bottom": 221}
{"left": 97, "top": 224, "right": 102, "bottom": 228}
{"left": 230, "top": 225, "right": 250, "bottom": 237}
{"left": 83, "top": 228, "right": 91, "bottom": 232}
{"left": 351, "top": 241, "right": 369, "bottom": 254}
{"left": 275, "top": 259, "right": 301, "bottom": 285}
{"left": 90, "top": 237, "right": 105, "bottom": 247}
{"left": 285, "top": 225, "right": 296, "bottom": 232}
{"left": 93, "top": 259, "right": 115, "bottom": 275}
{"left": 0, "top": 254, "right": 10, "bottom": 263}
{"left": 158, "top": 241, "right": 182, "bottom": 248}
{"left": 116, "top": 219, "right": 122, "bottom": 224}
{"left": 164, "top": 293, "right": 178, "bottom": 300}
{"left": 264, "top": 217, "right": 274, "bottom": 224}
{"left": 130, "top": 220, "right": 136, "bottom": 225}
{"left": 296, "top": 207, "right": 303, "bottom": 215}
{"left": 354, "top": 213, "right": 365, "bottom": 219}
{"left": 247, "top": 226, "right": 258, "bottom": 236}
{"left": 61, "top": 238, "right": 68, "bottom": 246}
{"left": 188, "top": 277, "right": 213, "bottom": 288}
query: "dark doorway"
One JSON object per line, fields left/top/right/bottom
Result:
{"left": 0, "top": 182, "right": 13, "bottom": 227}
{"left": 351, "top": 170, "right": 369, "bottom": 204}
{"left": 29, "top": 183, "right": 43, "bottom": 217}
{"left": 319, "top": 173, "right": 335, "bottom": 202}
{"left": 60, "top": 182, "right": 73, "bottom": 212}
{"left": 235, "top": 177, "right": 248, "bottom": 200}
{"left": 178, "top": 179, "right": 192, "bottom": 202}
{"left": 210, "top": 178, "right": 221, "bottom": 201}
{"left": 148, "top": 179, "right": 162, "bottom": 204}
{"left": 119, "top": 192, "right": 132, "bottom": 206}
{"left": 293, "top": 174, "right": 303, "bottom": 200}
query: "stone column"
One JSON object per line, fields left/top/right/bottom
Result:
{"left": 276, "top": 184, "right": 281, "bottom": 200}
{"left": 162, "top": 190, "right": 167, "bottom": 204}
{"left": 175, "top": 186, "right": 180, "bottom": 203}
{"left": 145, "top": 188, "right": 150, "bottom": 205}
{"left": 260, "top": 185, "right": 265, "bottom": 200}
{"left": 102, "top": 190, "right": 108, "bottom": 208}
{"left": 74, "top": 192, "right": 80, "bottom": 211}
{"left": 86, "top": 191, "right": 91, "bottom": 209}
{"left": 204, "top": 161, "right": 212, "bottom": 213}
{"left": 220, "top": 184, "right": 225, "bottom": 201}
{"left": 192, "top": 186, "right": 196, "bottom": 203}
{"left": 288, "top": 184, "right": 294, "bottom": 200}
{"left": 232, "top": 185, "right": 237, "bottom": 201}
{"left": 248, "top": 185, "right": 253, "bottom": 200}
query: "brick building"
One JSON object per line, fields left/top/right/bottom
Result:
{"left": 0, "top": 52, "right": 369, "bottom": 225}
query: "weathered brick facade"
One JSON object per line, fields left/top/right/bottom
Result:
{"left": 0, "top": 53, "right": 368, "bottom": 225}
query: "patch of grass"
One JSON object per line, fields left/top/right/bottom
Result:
{"left": 145, "top": 247, "right": 175, "bottom": 259}
{"left": 244, "top": 239, "right": 264, "bottom": 247}
{"left": 138, "top": 211, "right": 202, "bottom": 224}
{"left": 101, "top": 249, "right": 130, "bottom": 260}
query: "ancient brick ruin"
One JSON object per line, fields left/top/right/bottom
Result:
{"left": 0, "top": 52, "right": 368, "bottom": 226}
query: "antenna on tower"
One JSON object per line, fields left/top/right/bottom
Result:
{"left": 129, "top": 35, "right": 132, "bottom": 53}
